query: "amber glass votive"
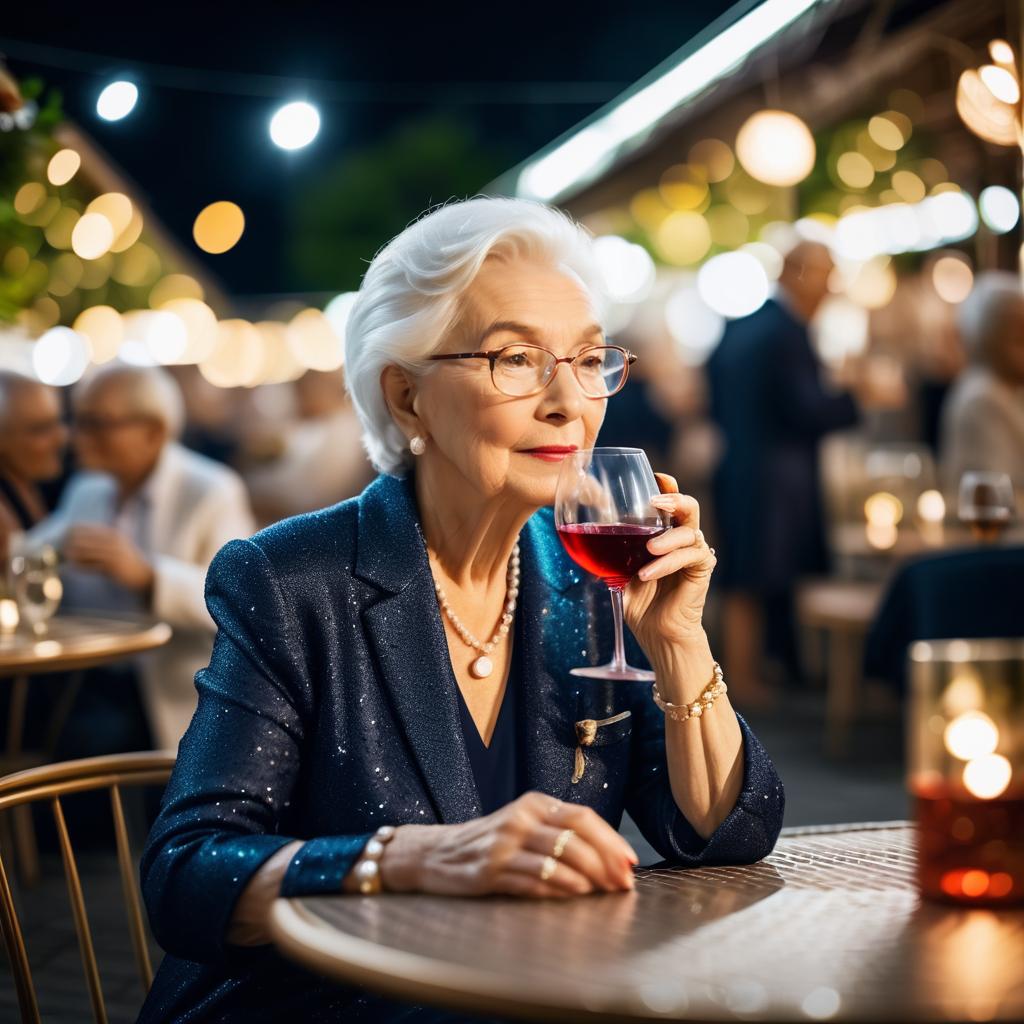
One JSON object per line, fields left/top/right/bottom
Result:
{"left": 909, "top": 639, "right": 1024, "bottom": 906}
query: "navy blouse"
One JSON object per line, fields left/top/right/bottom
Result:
{"left": 137, "top": 469, "right": 785, "bottom": 1022}
{"left": 453, "top": 623, "right": 522, "bottom": 816}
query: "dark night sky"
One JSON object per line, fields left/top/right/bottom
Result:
{"left": 2, "top": 1, "right": 734, "bottom": 296}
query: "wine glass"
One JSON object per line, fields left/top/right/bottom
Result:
{"left": 957, "top": 471, "right": 1015, "bottom": 542}
{"left": 9, "top": 543, "right": 63, "bottom": 636}
{"left": 554, "top": 447, "right": 670, "bottom": 680}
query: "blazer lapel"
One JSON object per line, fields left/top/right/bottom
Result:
{"left": 356, "top": 472, "right": 481, "bottom": 823}
{"left": 517, "top": 511, "right": 596, "bottom": 802}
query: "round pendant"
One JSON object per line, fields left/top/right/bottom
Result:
{"left": 470, "top": 655, "right": 493, "bottom": 678}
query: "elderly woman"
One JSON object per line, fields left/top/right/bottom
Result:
{"left": 139, "top": 198, "right": 784, "bottom": 1023}
{"left": 940, "top": 270, "right": 1024, "bottom": 497}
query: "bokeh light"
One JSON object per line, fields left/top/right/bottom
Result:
{"left": 735, "top": 110, "right": 815, "bottom": 187}
{"left": 47, "top": 149, "right": 81, "bottom": 186}
{"left": 71, "top": 212, "right": 115, "bottom": 260}
{"left": 86, "top": 193, "right": 134, "bottom": 238}
{"left": 978, "top": 186, "right": 1020, "bottom": 233}
{"left": 697, "top": 252, "right": 769, "bottom": 318}
{"left": 658, "top": 165, "right": 709, "bottom": 211}
{"left": 159, "top": 298, "right": 219, "bottom": 363}
{"left": 96, "top": 81, "right": 139, "bottom": 121}
{"left": 836, "top": 152, "right": 874, "bottom": 190}
{"left": 916, "top": 489, "right": 946, "bottom": 523}
{"left": 963, "top": 754, "right": 1012, "bottom": 800}
{"left": 654, "top": 211, "right": 711, "bottom": 265}
{"left": 73, "top": 305, "right": 124, "bottom": 363}
{"left": 979, "top": 64, "right": 1020, "bottom": 105}
{"left": 867, "top": 115, "right": 904, "bottom": 151}
{"left": 865, "top": 491, "right": 903, "bottom": 527}
{"left": 149, "top": 274, "right": 205, "bottom": 308}
{"left": 931, "top": 256, "right": 974, "bottom": 304}
{"left": 32, "top": 327, "right": 90, "bottom": 385}
{"left": 193, "top": 201, "right": 246, "bottom": 254}
{"left": 688, "top": 138, "right": 734, "bottom": 182}
{"left": 664, "top": 282, "right": 725, "bottom": 364}
{"left": 269, "top": 101, "right": 321, "bottom": 150}
{"left": 592, "top": 236, "right": 656, "bottom": 304}
{"left": 944, "top": 711, "right": 999, "bottom": 761}
{"left": 287, "top": 308, "right": 344, "bottom": 371}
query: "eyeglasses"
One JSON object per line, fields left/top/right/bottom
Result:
{"left": 426, "top": 344, "right": 636, "bottom": 399}
{"left": 74, "top": 413, "right": 153, "bottom": 434}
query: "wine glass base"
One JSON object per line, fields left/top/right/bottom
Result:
{"left": 570, "top": 663, "right": 655, "bottom": 681}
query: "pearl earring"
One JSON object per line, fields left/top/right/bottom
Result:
{"left": 410, "top": 435, "right": 427, "bottom": 455}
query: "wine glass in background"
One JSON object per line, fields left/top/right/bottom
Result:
{"left": 9, "top": 543, "right": 63, "bottom": 636}
{"left": 958, "top": 471, "right": 1015, "bottom": 542}
{"left": 555, "top": 447, "right": 669, "bottom": 680}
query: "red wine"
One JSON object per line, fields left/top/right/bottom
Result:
{"left": 911, "top": 775, "right": 1024, "bottom": 907}
{"left": 962, "top": 509, "right": 1011, "bottom": 542}
{"left": 557, "top": 523, "right": 666, "bottom": 588}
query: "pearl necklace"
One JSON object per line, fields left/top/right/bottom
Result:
{"left": 432, "top": 540, "right": 520, "bottom": 679}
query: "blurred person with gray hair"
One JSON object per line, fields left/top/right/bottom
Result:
{"left": 939, "top": 271, "right": 1024, "bottom": 494}
{"left": 0, "top": 371, "right": 69, "bottom": 556}
{"left": 28, "top": 362, "right": 257, "bottom": 748}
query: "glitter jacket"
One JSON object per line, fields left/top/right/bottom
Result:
{"left": 138, "top": 469, "right": 785, "bottom": 1021}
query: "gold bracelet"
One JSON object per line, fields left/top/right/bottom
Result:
{"left": 352, "top": 825, "right": 397, "bottom": 894}
{"left": 651, "top": 661, "right": 727, "bottom": 722}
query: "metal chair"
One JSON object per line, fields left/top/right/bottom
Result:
{"left": 0, "top": 751, "right": 175, "bottom": 1024}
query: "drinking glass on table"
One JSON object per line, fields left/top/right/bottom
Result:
{"left": 958, "top": 471, "right": 1015, "bottom": 542}
{"left": 554, "top": 447, "right": 670, "bottom": 680}
{"left": 9, "top": 542, "right": 62, "bottom": 636}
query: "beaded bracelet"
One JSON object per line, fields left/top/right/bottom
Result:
{"left": 352, "top": 824, "right": 397, "bottom": 894}
{"left": 651, "top": 661, "right": 728, "bottom": 721}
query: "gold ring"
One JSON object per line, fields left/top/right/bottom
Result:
{"left": 552, "top": 828, "right": 575, "bottom": 860}
{"left": 539, "top": 855, "right": 558, "bottom": 881}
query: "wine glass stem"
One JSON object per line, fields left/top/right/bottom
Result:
{"left": 607, "top": 585, "right": 627, "bottom": 671}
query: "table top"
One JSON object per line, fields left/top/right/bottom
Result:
{"left": 796, "top": 579, "right": 884, "bottom": 631}
{"left": 270, "top": 823, "right": 1024, "bottom": 1023}
{"left": 0, "top": 613, "right": 172, "bottom": 676}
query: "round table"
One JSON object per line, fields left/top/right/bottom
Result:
{"left": 0, "top": 613, "right": 172, "bottom": 677}
{"left": 270, "top": 823, "right": 1024, "bottom": 1023}
{"left": 0, "top": 613, "right": 171, "bottom": 885}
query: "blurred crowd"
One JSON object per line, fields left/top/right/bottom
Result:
{"left": 0, "top": 249, "right": 1022, "bottom": 749}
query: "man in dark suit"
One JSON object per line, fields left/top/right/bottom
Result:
{"left": 706, "top": 242, "right": 864, "bottom": 708}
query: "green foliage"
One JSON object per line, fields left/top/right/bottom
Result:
{"left": 288, "top": 114, "right": 508, "bottom": 292}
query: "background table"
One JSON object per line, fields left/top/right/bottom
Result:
{"left": 0, "top": 613, "right": 172, "bottom": 677}
{"left": 271, "top": 823, "right": 1024, "bottom": 1023}
{"left": 0, "top": 613, "right": 171, "bottom": 884}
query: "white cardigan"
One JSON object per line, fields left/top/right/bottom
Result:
{"left": 28, "top": 441, "right": 256, "bottom": 748}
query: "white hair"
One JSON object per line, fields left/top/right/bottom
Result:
{"left": 343, "top": 196, "right": 607, "bottom": 477}
{"left": 958, "top": 270, "right": 1024, "bottom": 365}
{"left": 76, "top": 362, "right": 186, "bottom": 439}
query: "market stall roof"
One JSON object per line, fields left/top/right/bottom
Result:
{"left": 486, "top": 0, "right": 1005, "bottom": 213}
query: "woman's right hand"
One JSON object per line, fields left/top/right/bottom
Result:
{"left": 375, "top": 791, "right": 639, "bottom": 897}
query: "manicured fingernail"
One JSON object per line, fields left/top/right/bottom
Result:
{"left": 638, "top": 567, "right": 651, "bottom": 580}
{"left": 650, "top": 496, "right": 673, "bottom": 509}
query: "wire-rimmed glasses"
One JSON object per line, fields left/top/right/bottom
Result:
{"left": 427, "top": 344, "right": 636, "bottom": 399}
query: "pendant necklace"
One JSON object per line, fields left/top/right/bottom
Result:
{"left": 432, "top": 540, "right": 519, "bottom": 678}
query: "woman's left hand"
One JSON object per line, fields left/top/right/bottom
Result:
{"left": 622, "top": 472, "right": 716, "bottom": 657}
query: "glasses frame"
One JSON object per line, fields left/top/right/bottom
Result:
{"left": 426, "top": 343, "right": 637, "bottom": 399}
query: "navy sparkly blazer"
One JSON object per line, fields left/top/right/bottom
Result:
{"left": 139, "top": 469, "right": 785, "bottom": 1022}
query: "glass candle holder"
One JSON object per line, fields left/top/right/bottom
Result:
{"left": 909, "top": 639, "right": 1024, "bottom": 906}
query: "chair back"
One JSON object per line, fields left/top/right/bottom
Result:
{"left": 0, "top": 751, "right": 175, "bottom": 1024}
